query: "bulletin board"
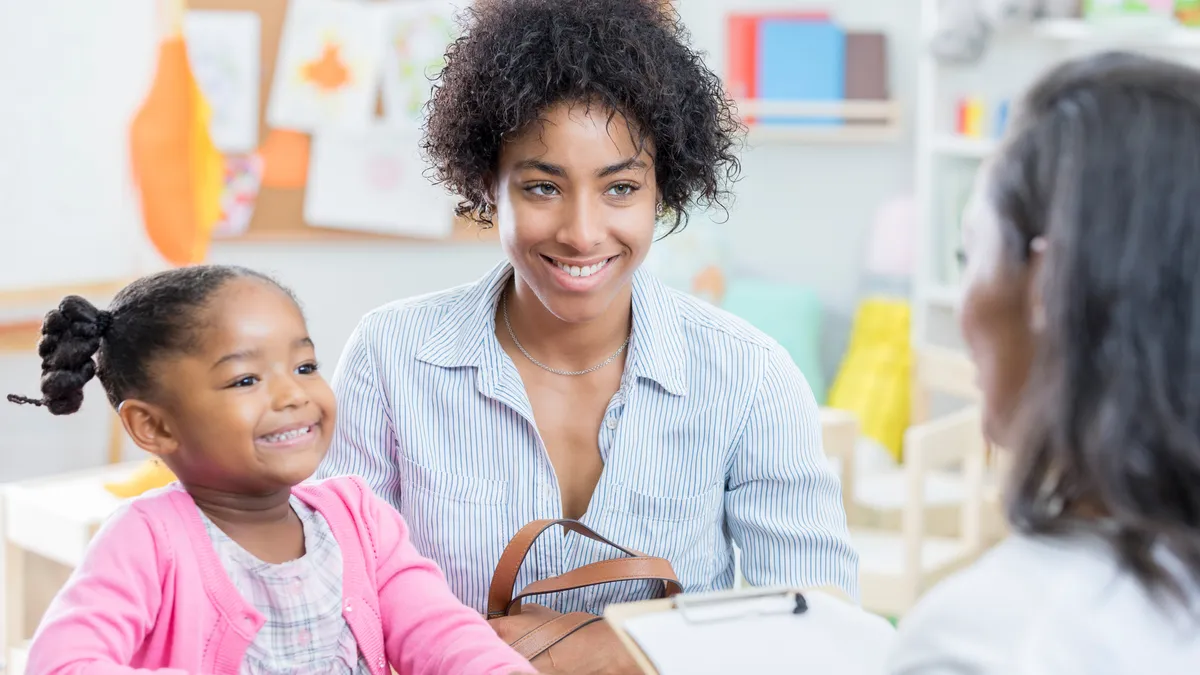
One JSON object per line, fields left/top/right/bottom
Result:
{"left": 189, "top": 0, "right": 495, "bottom": 244}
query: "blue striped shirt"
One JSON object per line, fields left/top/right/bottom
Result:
{"left": 317, "top": 262, "right": 858, "bottom": 614}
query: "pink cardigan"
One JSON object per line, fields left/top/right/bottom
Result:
{"left": 26, "top": 476, "right": 535, "bottom": 675}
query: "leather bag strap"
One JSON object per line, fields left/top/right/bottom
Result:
{"left": 487, "top": 518, "right": 676, "bottom": 618}
{"left": 509, "top": 556, "right": 683, "bottom": 614}
{"left": 506, "top": 611, "right": 603, "bottom": 661}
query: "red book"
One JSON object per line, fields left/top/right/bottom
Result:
{"left": 726, "top": 11, "right": 831, "bottom": 126}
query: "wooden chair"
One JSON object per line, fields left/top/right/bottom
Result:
{"left": 824, "top": 404, "right": 989, "bottom": 618}
{"left": 848, "top": 345, "right": 1003, "bottom": 540}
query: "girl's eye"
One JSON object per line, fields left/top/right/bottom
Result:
{"left": 607, "top": 183, "right": 637, "bottom": 197}
{"left": 527, "top": 182, "right": 559, "bottom": 197}
{"left": 297, "top": 362, "right": 319, "bottom": 376}
{"left": 231, "top": 376, "right": 259, "bottom": 388}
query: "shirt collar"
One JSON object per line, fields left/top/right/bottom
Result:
{"left": 416, "top": 261, "right": 688, "bottom": 396}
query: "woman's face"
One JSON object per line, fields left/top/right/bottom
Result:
{"left": 958, "top": 165, "right": 1041, "bottom": 449}
{"left": 493, "top": 101, "right": 659, "bottom": 324}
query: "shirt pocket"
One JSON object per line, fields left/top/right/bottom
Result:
{"left": 584, "top": 482, "right": 724, "bottom": 606}
{"left": 399, "top": 457, "right": 509, "bottom": 505}
{"left": 608, "top": 481, "right": 723, "bottom": 523}
{"left": 395, "top": 457, "right": 510, "bottom": 610}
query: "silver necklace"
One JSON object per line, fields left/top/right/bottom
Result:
{"left": 502, "top": 293, "right": 629, "bottom": 376}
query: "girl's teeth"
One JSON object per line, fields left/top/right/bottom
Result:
{"left": 262, "top": 426, "right": 311, "bottom": 443}
{"left": 556, "top": 258, "right": 609, "bottom": 278}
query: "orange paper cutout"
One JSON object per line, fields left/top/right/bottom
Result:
{"left": 129, "top": 36, "right": 223, "bottom": 266}
{"left": 259, "top": 128, "right": 311, "bottom": 189}
{"left": 302, "top": 41, "right": 351, "bottom": 92}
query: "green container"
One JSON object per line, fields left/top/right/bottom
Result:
{"left": 1084, "top": 0, "right": 1175, "bottom": 18}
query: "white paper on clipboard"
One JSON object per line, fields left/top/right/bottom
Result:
{"left": 621, "top": 588, "right": 896, "bottom": 674}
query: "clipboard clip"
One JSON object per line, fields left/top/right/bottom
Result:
{"left": 670, "top": 586, "right": 808, "bottom": 625}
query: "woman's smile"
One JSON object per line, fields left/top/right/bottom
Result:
{"left": 541, "top": 253, "right": 620, "bottom": 293}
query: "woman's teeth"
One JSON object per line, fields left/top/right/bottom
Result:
{"left": 555, "top": 258, "right": 609, "bottom": 278}
{"left": 260, "top": 426, "right": 312, "bottom": 443}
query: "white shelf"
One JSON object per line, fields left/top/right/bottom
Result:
{"left": 737, "top": 99, "right": 902, "bottom": 144}
{"left": 924, "top": 284, "right": 961, "bottom": 308}
{"left": 931, "top": 135, "right": 997, "bottom": 159}
{"left": 748, "top": 124, "right": 901, "bottom": 144}
{"left": 1033, "top": 19, "right": 1200, "bottom": 47}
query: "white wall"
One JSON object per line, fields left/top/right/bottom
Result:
{"left": 0, "top": 0, "right": 919, "bottom": 481}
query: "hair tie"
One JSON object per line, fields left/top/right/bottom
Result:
{"left": 95, "top": 310, "right": 113, "bottom": 337}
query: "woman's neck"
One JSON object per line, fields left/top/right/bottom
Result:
{"left": 503, "top": 277, "right": 633, "bottom": 372}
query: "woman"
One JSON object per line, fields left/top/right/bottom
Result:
{"left": 318, "top": 0, "right": 857, "bottom": 616}
{"left": 887, "top": 52, "right": 1200, "bottom": 672}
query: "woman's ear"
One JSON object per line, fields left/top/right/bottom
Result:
{"left": 1028, "top": 236, "right": 1049, "bottom": 333}
{"left": 117, "top": 399, "right": 180, "bottom": 459}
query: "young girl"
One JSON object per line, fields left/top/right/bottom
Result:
{"left": 887, "top": 52, "right": 1200, "bottom": 672}
{"left": 9, "top": 265, "right": 536, "bottom": 675}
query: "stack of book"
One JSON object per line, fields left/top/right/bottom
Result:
{"left": 726, "top": 11, "right": 889, "bottom": 127}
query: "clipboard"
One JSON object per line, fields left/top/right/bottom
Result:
{"left": 604, "top": 586, "right": 896, "bottom": 675}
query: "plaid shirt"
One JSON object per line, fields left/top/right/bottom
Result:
{"left": 201, "top": 496, "right": 371, "bottom": 675}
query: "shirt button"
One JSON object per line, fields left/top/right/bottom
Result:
{"left": 378, "top": 658, "right": 386, "bottom": 668}
{"left": 345, "top": 603, "right": 353, "bottom": 613}
{"left": 606, "top": 416, "right": 617, "bottom": 430}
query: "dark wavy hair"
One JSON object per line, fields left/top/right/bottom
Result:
{"left": 991, "top": 51, "right": 1200, "bottom": 603}
{"left": 7, "top": 265, "right": 292, "bottom": 415}
{"left": 421, "top": 0, "right": 742, "bottom": 234}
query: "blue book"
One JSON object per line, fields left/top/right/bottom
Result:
{"left": 758, "top": 18, "right": 845, "bottom": 126}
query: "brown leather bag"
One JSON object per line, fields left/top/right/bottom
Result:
{"left": 486, "top": 519, "right": 683, "bottom": 675}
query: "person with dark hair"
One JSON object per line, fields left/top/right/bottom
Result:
{"left": 319, "top": 0, "right": 857, "bottom": 627}
{"left": 9, "top": 266, "right": 536, "bottom": 675}
{"left": 887, "top": 51, "right": 1200, "bottom": 672}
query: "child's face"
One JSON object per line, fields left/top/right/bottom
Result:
{"left": 147, "top": 278, "right": 336, "bottom": 494}
{"left": 494, "top": 100, "right": 659, "bottom": 324}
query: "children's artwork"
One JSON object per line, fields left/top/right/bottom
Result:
{"left": 304, "top": 123, "right": 455, "bottom": 238}
{"left": 259, "top": 128, "right": 311, "bottom": 188}
{"left": 267, "top": 0, "right": 389, "bottom": 132}
{"left": 381, "top": 1, "right": 459, "bottom": 128}
{"left": 213, "top": 154, "right": 264, "bottom": 238}
{"left": 182, "top": 10, "right": 261, "bottom": 153}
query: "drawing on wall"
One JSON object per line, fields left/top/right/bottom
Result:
{"left": 182, "top": 10, "right": 261, "bottom": 153}
{"left": 267, "top": 0, "right": 389, "bottom": 132}
{"left": 212, "top": 154, "right": 264, "bottom": 238}
{"left": 304, "top": 122, "right": 455, "bottom": 239}
{"left": 381, "top": 1, "right": 459, "bottom": 128}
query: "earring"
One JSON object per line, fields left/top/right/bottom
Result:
{"left": 656, "top": 202, "right": 665, "bottom": 217}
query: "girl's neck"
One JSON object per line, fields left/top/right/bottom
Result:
{"left": 504, "top": 277, "right": 633, "bottom": 372}
{"left": 186, "top": 482, "right": 294, "bottom": 528}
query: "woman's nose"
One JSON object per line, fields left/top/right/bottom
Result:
{"left": 556, "top": 198, "right": 606, "bottom": 252}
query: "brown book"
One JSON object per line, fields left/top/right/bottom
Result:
{"left": 845, "top": 32, "right": 888, "bottom": 101}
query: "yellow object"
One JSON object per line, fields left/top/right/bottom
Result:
{"left": 963, "top": 98, "right": 984, "bottom": 138}
{"left": 104, "top": 458, "right": 177, "bottom": 499}
{"left": 827, "top": 297, "right": 913, "bottom": 461}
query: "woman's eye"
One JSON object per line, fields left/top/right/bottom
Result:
{"left": 527, "top": 182, "right": 559, "bottom": 197}
{"left": 607, "top": 183, "right": 637, "bottom": 197}
{"left": 297, "top": 362, "right": 319, "bottom": 375}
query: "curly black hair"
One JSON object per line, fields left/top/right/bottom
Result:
{"left": 7, "top": 265, "right": 294, "bottom": 415}
{"left": 421, "top": 0, "right": 742, "bottom": 234}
